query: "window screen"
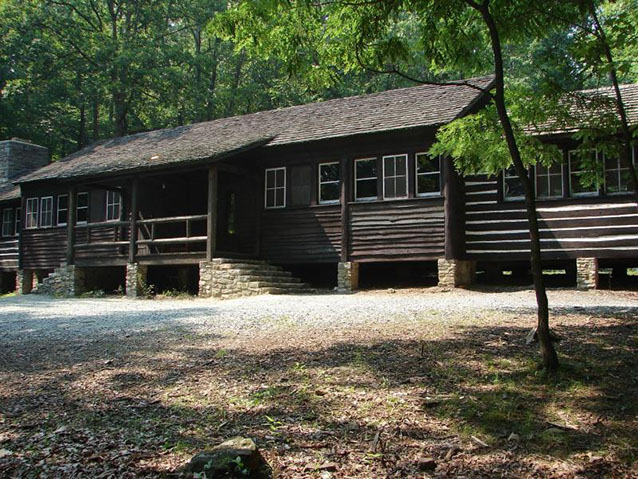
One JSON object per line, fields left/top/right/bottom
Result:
{"left": 355, "top": 158, "right": 378, "bottom": 201}
{"left": 319, "top": 162, "right": 340, "bottom": 204}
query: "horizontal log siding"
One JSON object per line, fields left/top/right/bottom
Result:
{"left": 464, "top": 174, "right": 638, "bottom": 260}
{"left": 22, "top": 228, "right": 67, "bottom": 269}
{"left": 0, "top": 237, "right": 19, "bottom": 270}
{"left": 74, "top": 226, "right": 129, "bottom": 260}
{"left": 349, "top": 199, "right": 445, "bottom": 262}
{"left": 260, "top": 205, "right": 341, "bottom": 263}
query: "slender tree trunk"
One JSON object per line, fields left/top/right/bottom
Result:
{"left": 587, "top": 1, "right": 638, "bottom": 206}
{"left": 472, "top": 0, "right": 558, "bottom": 370}
{"left": 78, "top": 101, "right": 86, "bottom": 149}
{"left": 92, "top": 94, "right": 99, "bottom": 141}
{"left": 205, "top": 37, "right": 221, "bottom": 121}
{"left": 225, "top": 51, "right": 245, "bottom": 116}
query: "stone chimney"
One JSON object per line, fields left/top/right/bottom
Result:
{"left": 0, "top": 139, "right": 50, "bottom": 182}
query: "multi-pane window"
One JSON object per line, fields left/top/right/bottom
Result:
{"left": 2, "top": 209, "right": 14, "bottom": 237}
{"left": 604, "top": 149, "right": 634, "bottom": 194}
{"left": 265, "top": 167, "right": 286, "bottom": 208}
{"left": 106, "top": 191, "right": 122, "bottom": 221}
{"left": 57, "top": 195, "right": 68, "bottom": 226}
{"left": 355, "top": 158, "right": 378, "bottom": 201}
{"left": 319, "top": 162, "right": 340, "bottom": 204}
{"left": 569, "top": 150, "right": 599, "bottom": 196}
{"left": 535, "top": 163, "right": 563, "bottom": 199}
{"left": 40, "top": 196, "right": 53, "bottom": 228}
{"left": 76, "top": 192, "right": 89, "bottom": 224}
{"left": 503, "top": 166, "right": 525, "bottom": 200}
{"left": 415, "top": 153, "right": 441, "bottom": 196}
{"left": 25, "top": 198, "right": 39, "bottom": 229}
{"left": 15, "top": 207, "right": 21, "bottom": 235}
{"left": 383, "top": 154, "right": 408, "bottom": 199}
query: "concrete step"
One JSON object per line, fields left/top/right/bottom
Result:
{"left": 217, "top": 262, "right": 284, "bottom": 272}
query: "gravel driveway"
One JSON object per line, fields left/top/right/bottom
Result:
{"left": 2, "top": 287, "right": 637, "bottom": 342}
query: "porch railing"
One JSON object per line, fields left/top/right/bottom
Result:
{"left": 73, "top": 214, "right": 208, "bottom": 258}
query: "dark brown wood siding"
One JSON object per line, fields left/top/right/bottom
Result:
{"left": 349, "top": 198, "right": 445, "bottom": 262}
{"left": 22, "top": 227, "right": 67, "bottom": 269}
{"left": 0, "top": 237, "right": 19, "bottom": 270}
{"left": 464, "top": 173, "right": 638, "bottom": 260}
{"left": 260, "top": 205, "right": 341, "bottom": 263}
{"left": 74, "top": 225, "right": 129, "bottom": 262}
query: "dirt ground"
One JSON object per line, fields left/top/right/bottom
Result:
{"left": 0, "top": 288, "right": 637, "bottom": 478}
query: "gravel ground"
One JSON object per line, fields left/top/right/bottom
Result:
{"left": 1, "top": 287, "right": 638, "bottom": 342}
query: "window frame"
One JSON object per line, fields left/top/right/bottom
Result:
{"left": 354, "top": 157, "right": 379, "bottom": 202}
{"left": 603, "top": 148, "right": 635, "bottom": 195}
{"left": 57, "top": 194, "right": 68, "bottom": 227}
{"left": 76, "top": 192, "right": 89, "bottom": 224}
{"left": 568, "top": 149, "right": 600, "bottom": 198}
{"left": 39, "top": 196, "right": 54, "bottom": 228}
{"left": 318, "top": 161, "right": 341, "bottom": 205}
{"left": 502, "top": 166, "right": 525, "bottom": 201}
{"left": 1, "top": 208, "right": 14, "bottom": 237}
{"left": 382, "top": 154, "right": 409, "bottom": 200}
{"left": 105, "top": 190, "right": 122, "bottom": 222}
{"left": 25, "top": 198, "right": 39, "bottom": 229}
{"left": 415, "top": 153, "right": 442, "bottom": 197}
{"left": 264, "top": 167, "right": 286, "bottom": 209}
{"left": 534, "top": 162, "right": 564, "bottom": 200}
{"left": 15, "top": 207, "right": 21, "bottom": 236}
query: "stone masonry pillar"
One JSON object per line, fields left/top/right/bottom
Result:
{"left": 126, "top": 263, "right": 148, "bottom": 298}
{"left": 198, "top": 260, "right": 217, "bottom": 298}
{"left": 16, "top": 269, "right": 34, "bottom": 294}
{"left": 438, "top": 258, "right": 476, "bottom": 288}
{"left": 337, "top": 261, "right": 359, "bottom": 292}
{"left": 576, "top": 257, "right": 598, "bottom": 290}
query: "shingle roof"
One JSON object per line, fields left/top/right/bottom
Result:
{"left": 17, "top": 76, "right": 495, "bottom": 184}
{"left": 533, "top": 82, "right": 638, "bottom": 135}
{"left": 0, "top": 182, "right": 20, "bottom": 202}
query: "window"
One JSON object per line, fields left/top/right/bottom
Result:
{"left": 535, "top": 163, "right": 563, "bottom": 199}
{"left": 40, "top": 196, "right": 53, "bottom": 228}
{"left": 319, "top": 162, "right": 340, "bottom": 204}
{"left": 416, "top": 153, "right": 441, "bottom": 196}
{"left": 265, "top": 167, "right": 286, "bottom": 208}
{"left": 77, "top": 192, "right": 89, "bottom": 224}
{"left": 604, "top": 149, "right": 635, "bottom": 194}
{"left": 2, "top": 209, "right": 14, "bottom": 237}
{"left": 289, "top": 165, "right": 311, "bottom": 206}
{"left": 355, "top": 158, "right": 378, "bottom": 201}
{"left": 25, "top": 198, "right": 39, "bottom": 229}
{"left": 503, "top": 166, "right": 525, "bottom": 200}
{"left": 569, "top": 150, "right": 599, "bottom": 197}
{"left": 383, "top": 154, "right": 408, "bottom": 199}
{"left": 15, "top": 207, "right": 21, "bottom": 235}
{"left": 106, "top": 191, "right": 122, "bottom": 222}
{"left": 57, "top": 195, "right": 68, "bottom": 226}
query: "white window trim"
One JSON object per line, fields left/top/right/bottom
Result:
{"left": 264, "top": 167, "right": 286, "bottom": 209}
{"left": 502, "top": 168, "right": 525, "bottom": 201}
{"left": 57, "top": 195, "right": 68, "bottom": 227}
{"left": 2, "top": 208, "right": 13, "bottom": 237}
{"left": 382, "top": 154, "right": 409, "bottom": 200}
{"left": 105, "top": 191, "right": 122, "bottom": 222}
{"left": 354, "top": 157, "right": 378, "bottom": 202}
{"left": 76, "top": 192, "right": 89, "bottom": 224}
{"left": 25, "top": 198, "right": 39, "bottom": 229}
{"left": 603, "top": 148, "right": 635, "bottom": 195}
{"left": 415, "top": 152, "right": 442, "bottom": 197}
{"left": 39, "top": 196, "right": 54, "bottom": 228}
{"left": 534, "top": 163, "right": 564, "bottom": 199}
{"left": 318, "top": 162, "right": 340, "bottom": 205}
{"left": 15, "top": 207, "right": 21, "bottom": 236}
{"left": 568, "top": 149, "right": 599, "bottom": 198}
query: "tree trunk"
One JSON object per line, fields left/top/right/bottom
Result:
{"left": 474, "top": 1, "right": 558, "bottom": 371}
{"left": 92, "top": 94, "right": 99, "bottom": 141}
{"left": 225, "top": 51, "right": 246, "bottom": 117}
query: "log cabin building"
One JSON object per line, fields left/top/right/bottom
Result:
{"left": 2, "top": 77, "right": 638, "bottom": 297}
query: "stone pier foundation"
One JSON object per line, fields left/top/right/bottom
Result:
{"left": 126, "top": 263, "right": 149, "bottom": 298}
{"left": 16, "top": 270, "right": 34, "bottom": 294}
{"left": 438, "top": 258, "right": 476, "bottom": 288}
{"left": 577, "top": 257, "right": 598, "bottom": 290}
{"left": 337, "top": 261, "right": 359, "bottom": 292}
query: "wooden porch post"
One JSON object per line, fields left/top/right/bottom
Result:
{"left": 66, "top": 185, "right": 77, "bottom": 265}
{"left": 128, "top": 178, "right": 139, "bottom": 263}
{"left": 340, "top": 157, "right": 351, "bottom": 262}
{"left": 443, "top": 157, "right": 465, "bottom": 260}
{"left": 206, "top": 165, "right": 218, "bottom": 261}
